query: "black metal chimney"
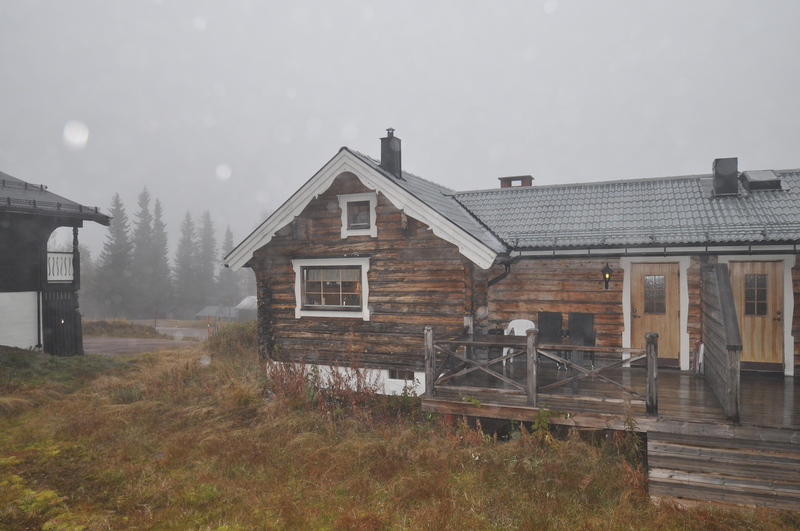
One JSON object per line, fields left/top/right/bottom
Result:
{"left": 380, "top": 128, "right": 402, "bottom": 179}
{"left": 712, "top": 157, "right": 739, "bottom": 197}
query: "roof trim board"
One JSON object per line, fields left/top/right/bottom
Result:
{"left": 224, "top": 149, "right": 500, "bottom": 271}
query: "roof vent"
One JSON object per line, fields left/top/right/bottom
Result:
{"left": 712, "top": 158, "right": 739, "bottom": 197}
{"left": 498, "top": 175, "right": 533, "bottom": 188}
{"left": 739, "top": 170, "right": 782, "bottom": 192}
{"left": 380, "top": 128, "right": 402, "bottom": 179}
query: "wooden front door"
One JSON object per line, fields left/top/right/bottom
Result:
{"left": 728, "top": 261, "right": 783, "bottom": 368}
{"left": 631, "top": 263, "right": 680, "bottom": 365}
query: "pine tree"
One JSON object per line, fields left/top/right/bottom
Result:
{"left": 130, "top": 187, "right": 156, "bottom": 317}
{"left": 90, "top": 193, "right": 133, "bottom": 317}
{"left": 151, "top": 198, "right": 172, "bottom": 312}
{"left": 174, "top": 211, "right": 198, "bottom": 312}
{"left": 216, "top": 226, "right": 241, "bottom": 309}
{"left": 196, "top": 210, "right": 217, "bottom": 309}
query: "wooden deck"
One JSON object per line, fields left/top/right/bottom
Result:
{"left": 424, "top": 358, "right": 799, "bottom": 430}
{"left": 421, "top": 345, "right": 800, "bottom": 510}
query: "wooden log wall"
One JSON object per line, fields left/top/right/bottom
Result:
{"left": 486, "top": 258, "right": 624, "bottom": 347}
{"left": 250, "top": 173, "right": 477, "bottom": 371}
{"left": 700, "top": 263, "right": 741, "bottom": 422}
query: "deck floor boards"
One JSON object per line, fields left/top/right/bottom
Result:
{"left": 427, "top": 357, "right": 800, "bottom": 430}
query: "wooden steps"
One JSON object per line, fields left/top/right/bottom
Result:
{"left": 647, "top": 431, "right": 800, "bottom": 510}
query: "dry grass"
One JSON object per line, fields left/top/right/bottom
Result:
{"left": 0, "top": 327, "right": 798, "bottom": 530}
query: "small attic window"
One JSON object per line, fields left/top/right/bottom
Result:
{"left": 338, "top": 192, "right": 377, "bottom": 238}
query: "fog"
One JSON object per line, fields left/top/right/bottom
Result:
{"left": 2, "top": 1, "right": 798, "bottom": 256}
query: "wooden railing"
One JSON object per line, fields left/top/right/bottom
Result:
{"left": 47, "top": 252, "right": 74, "bottom": 283}
{"left": 424, "top": 327, "right": 659, "bottom": 415}
{"left": 700, "top": 263, "right": 741, "bottom": 422}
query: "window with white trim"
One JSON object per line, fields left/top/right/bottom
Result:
{"left": 338, "top": 192, "right": 377, "bottom": 238}
{"left": 292, "top": 257, "right": 371, "bottom": 320}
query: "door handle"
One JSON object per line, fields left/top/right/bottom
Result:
{"left": 774, "top": 318, "right": 782, "bottom": 322}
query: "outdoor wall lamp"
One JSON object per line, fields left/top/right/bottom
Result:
{"left": 602, "top": 263, "right": 613, "bottom": 289}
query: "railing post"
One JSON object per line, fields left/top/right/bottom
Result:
{"left": 526, "top": 328, "right": 539, "bottom": 406}
{"left": 646, "top": 333, "right": 659, "bottom": 416}
{"left": 424, "top": 326, "right": 435, "bottom": 397}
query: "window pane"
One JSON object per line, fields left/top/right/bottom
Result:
{"left": 744, "top": 288, "right": 755, "bottom": 302}
{"left": 323, "top": 294, "right": 341, "bottom": 306}
{"left": 341, "top": 281, "right": 360, "bottom": 293}
{"left": 301, "top": 265, "right": 363, "bottom": 310}
{"left": 347, "top": 201, "right": 370, "bottom": 228}
{"left": 341, "top": 268, "right": 359, "bottom": 281}
{"left": 342, "top": 294, "right": 360, "bottom": 306}
{"left": 744, "top": 274, "right": 767, "bottom": 316}
{"left": 644, "top": 275, "right": 666, "bottom": 314}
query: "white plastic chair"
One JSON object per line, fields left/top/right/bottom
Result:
{"left": 503, "top": 319, "right": 536, "bottom": 366}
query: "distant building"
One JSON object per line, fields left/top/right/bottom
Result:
{"left": 0, "top": 171, "right": 110, "bottom": 356}
{"left": 235, "top": 295, "right": 257, "bottom": 320}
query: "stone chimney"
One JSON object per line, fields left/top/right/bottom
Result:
{"left": 712, "top": 157, "right": 739, "bottom": 197}
{"left": 380, "top": 128, "right": 402, "bottom": 179}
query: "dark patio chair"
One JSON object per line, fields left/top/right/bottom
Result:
{"left": 567, "top": 312, "right": 596, "bottom": 369}
{"left": 538, "top": 311, "right": 565, "bottom": 369}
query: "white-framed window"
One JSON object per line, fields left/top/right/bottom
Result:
{"left": 338, "top": 192, "right": 377, "bottom": 238}
{"left": 292, "top": 257, "right": 371, "bottom": 320}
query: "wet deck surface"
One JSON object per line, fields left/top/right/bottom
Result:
{"left": 431, "top": 355, "right": 800, "bottom": 430}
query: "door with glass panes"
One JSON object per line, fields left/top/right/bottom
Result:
{"left": 630, "top": 263, "right": 680, "bottom": 366}
{"left": 728, "top": 261, "right": 783, "bottom": 369}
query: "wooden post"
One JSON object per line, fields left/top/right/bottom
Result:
{"left": 424, "top": 326, "right": 435, "bottom": 397}
{"left": 526, "top": 328, "right": 539, "bottom": 406}
{"left": 646, "top": 333, "right": 659, "bottom": 416}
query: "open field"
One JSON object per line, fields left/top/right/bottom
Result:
{"left": 1, "top": 322, "right": 798, "bottom": 530}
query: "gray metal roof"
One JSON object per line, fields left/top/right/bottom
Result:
{"left": 454, "top": 171, "right": 800, "bottom": 250}
{"left": 0, "top": 171, "right": 111, "bottom": 226}
{"left": 346, "top": 149, "right": 505, "bottom": 253}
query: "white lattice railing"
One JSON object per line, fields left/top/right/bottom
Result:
{"left": 47, "top": 252, "right": 74, "bottom": 282}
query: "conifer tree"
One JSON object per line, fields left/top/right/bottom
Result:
{"left": 196, "top": 210, "right": 217, "bottom": 309}
{"left": 90, "top": 193, "right": 133, "bottom": 317}
{"left": 130, "top": 187, "right": 156, "bottom": 317}
{"left": 151, "top": 198, "right": 172, "bottom": 311}
{"left": 216, "top": 226, "right": 241, "bottom": 308}
{"left": 174, "top": 211, "right": 198, "bottom": 312}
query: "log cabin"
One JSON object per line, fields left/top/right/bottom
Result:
{"left": 226, "top": 130, "right": 798, "bottom": 387}
{"left": 0, "top": 171, "right": 110, "bottom": 356}
{"left": 226, "top": 132, "right": 800, "bottom": 507}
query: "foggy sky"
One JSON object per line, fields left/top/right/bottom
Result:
{"left": 1, "top": 1, "right": 799, "bottom": 257}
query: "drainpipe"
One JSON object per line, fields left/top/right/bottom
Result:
{"left": 488, "top": 256, "right": 520, "bottom": 287}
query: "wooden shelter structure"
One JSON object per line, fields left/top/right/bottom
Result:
{"left": 0, "top": 171, "right": 110, "bottom": 356}
{"left": 226, "top": 131, "right": 800, "bottom": 507}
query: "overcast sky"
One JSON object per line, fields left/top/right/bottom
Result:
{"left": 2, "top": 1, "right": 798, "bottom": 257}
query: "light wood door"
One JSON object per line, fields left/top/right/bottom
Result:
{"left": 631, "top": 263, "right": 680, "bottom": 364}
{"left": 729, "top": 261, "right": 783, "bottom": 366}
